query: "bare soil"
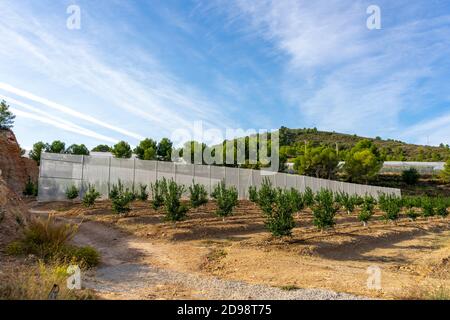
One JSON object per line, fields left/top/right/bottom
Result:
{"left": 32, "top": 200, "right": 450, "bottom": 299}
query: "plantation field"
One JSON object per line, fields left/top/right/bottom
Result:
{"left": 32, "top": 199, "right": 450, "bottom": 299}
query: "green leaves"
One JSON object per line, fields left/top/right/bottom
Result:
{"left": 257, "top": 178, "right": 278, "bottom": 216}
{"left": 189, "top": 182, "right": 208, "bottom": 208}
{"left": 82, "top": 184, "right": 100, "bottom": 207}
{"left": 137, "top": 184, "right": 149, "bottom": 201}
{"left": 164, "top": 180, "right": 187, "bottom": 222}
{"left": 378, "top": 193, "right": 402, "bottom": 221}
{"left": 134, "top": 138, "right": 157, "bottom": 160}
{"left": 109, "top": 181, "right": 135, "bottom": 214}
{"left": 343, "top": 139, "right": 383, "bottom": 183}
{"left": 211, "top": 181, "right": 238, "bottom": 219}
{"left": 65, "top": 185, "right": 79, "bottom": 200}
{"left": 150, "top": 178, "right": 167, "bottom": 210}
{"left": 66, "top": 144, "right": 90, "bottom": 156}
{"left": 358, "top": 196, "right": 376, "bottom": 225}
{"left": 312, "top": 189, "right": 339, "bottom": 230}
{"left": 111, "top": 141, "right": 132, "bottom": 158}
{"left": 0, "top": 100, "right": 15, "bottom": 130}
{"left": 293, "top": 145, "right": 339, "bottom": 179}
{"left": 265, "top": 190, "right": 296, "bottom": 237}
{"left": 440, "top": 159, "right": 450, "bottom": 183}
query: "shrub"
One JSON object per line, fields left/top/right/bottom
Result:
{"left": 257, "top": 178, "right": 277, "bottom": 215}
{"left": 211, "top": 181, "right": 238, "bottom": 219}
{"left": 402, "top": 196, "right": 421, "bottom": 209}
{"left": 312, "top": 189, "right": 338, "bottom": 230}
{"left": 358, "top": 196, "right": 375, "bottom": 226}
{"left": 82, "top": 185, "right": 100, "bottom": 207}
{"left": 23, "top": 177, "right": 37, "bottom": 197}
{"left": 440, "top": 159, "right": 450, "bottom": 183}
{"left": 248, "top": 186, "right": 258, "bottom": 203}
{"left": 286, "top": 188, "right": 304, "bottom": 212}
{"left": 69, "top": 246, "right": 100, "bottom": 268}
{"left": 402, "top": 168, "right": 420, "bottom": 185}
{"left": 265, "top": 191, "right": 296, "bottom": 237}
{"left": 111, "top": 183, "right": 135, "bottom": 215}
{"left": 379, "top": 194, "right": 401, "bottom": 221}
{"left": 136, "top": 184, "right": 149, "bottom": 201}
{"left": 150, "top": 179, "right": 167, "bottom": 210}
{"left": 108, "top": 180, "right": 121, "bottom": 200}
{"left": 189, "top": 182, "right": 208, "bottom": 208}
{"left": 5, "top": 215, "right": 99, "bottom": 268}
{"left": 303, "top": 187, "right": 315, "bottom": 207}
{"left": 65, "top": 185, "right": 79, "bottom": 200}
{"left": 436, "top": 199, "right": 449, "bottom": 218}
{"left": 163, "top": 180, "right": 187, "bottom": 221}
{"left": 337, "top": 192, "right": 356, "bottom": 215}
{"left": 421, "top": 197, "right": 436, "bottom": 217}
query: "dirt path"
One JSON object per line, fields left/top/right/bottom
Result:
{"left": 30, "top": 209, "right": 364, "bottom": 300}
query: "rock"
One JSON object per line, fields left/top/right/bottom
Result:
{"left": 0, "top": 129, "right": 38, "bottom": 195}
{"left": 0, "top": 129, "right": 34, "bottom": 246}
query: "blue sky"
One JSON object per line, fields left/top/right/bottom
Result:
{"left": 1, "top": 0, "right": 450, "bottom": 150}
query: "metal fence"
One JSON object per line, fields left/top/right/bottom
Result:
{"left": 379, "top": 161, "right": 445, "bottom": 175}
{"left": 38, "top": 152, "right": 401, "bottom": 202}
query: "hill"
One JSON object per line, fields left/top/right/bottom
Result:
{"left": 279, "top": 127, "right": 450, "bottom": 162}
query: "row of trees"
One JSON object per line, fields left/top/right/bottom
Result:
{"left": 29, "top": 141, "right": 90, "bottom": 165}
{"left": 68, "top": 179, "right": 238, "bottom": 223}
{"left": 29, "top": 138, "right": 174, "bottom": 165}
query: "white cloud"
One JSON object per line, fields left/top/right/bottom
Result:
{"left": 217, "top": 0, "right": 450, "bottom": 142}
{"left": 0, "top": 95, "right": 119, "bottom": 144}
{"left": 0, "top": 1, "right": 235, "bottom": 144}
{"left": 400, "top": 113, "right": 450, "bottom": 146}
{"left": 0, "top": 83, "right": 143, "bottom": 141}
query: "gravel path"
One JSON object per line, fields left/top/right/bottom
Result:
{"left": 31, "top": 209, "right": 366, "bottom": 300}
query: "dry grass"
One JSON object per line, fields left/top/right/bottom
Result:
{"left": 6, "top": 215, "right": 99, "bottom": 268}
{"left": 0, "top": 261, "right": 96, "bottom": 300}
{"left": 399, "top": 282, "right": 450, "bottom": 300}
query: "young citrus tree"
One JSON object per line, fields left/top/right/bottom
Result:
{"left": 189, "top": 182, "right": 208, "bottom": 208}
{"left": 312, "top": 189, "right": 339, "bottom": 230}
{"left": 211, "top": 181, "right": 238, "bottom": 220}
{"left": 265, "top": 190, "right": 296, "bottom": 237}
{"left": 150, "top": 179, "right": 167, "bottom": 209}
{"left": 163, "top": 180, "right": 187, "bottom": 221}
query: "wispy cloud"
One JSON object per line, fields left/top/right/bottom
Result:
{"left": 214, "top": 0, "right": 450, "bottom": 143}
{"left": 0, "top": 83, "right": 143, "bottom": 141}
{"left": 0, "top": 0, "right": 236, "bottom": 146}
{"left": 0, "top": 95, "right": 118, "bottom": 143}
